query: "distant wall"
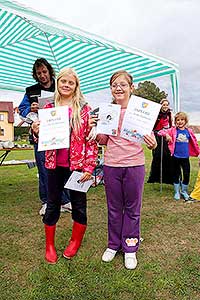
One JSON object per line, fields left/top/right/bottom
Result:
{"left": 0, "top": 111, "right": 14, "bottom": 141}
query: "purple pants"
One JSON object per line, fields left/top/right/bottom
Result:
{"left": 103, "top": 165, "right": 145, "bottom": 253}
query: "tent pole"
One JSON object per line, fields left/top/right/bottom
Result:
{"left": 160, "top": 136, "right": 163, "bottom": 193}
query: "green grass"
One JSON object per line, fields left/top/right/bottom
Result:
{"left": 0, "top": 149, "right": 200, "bottom": 300}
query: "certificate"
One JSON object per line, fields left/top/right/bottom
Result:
{"left": 120, "top": 95, "right": 161, "bottom": 142}
{"left": 38, "top": 106, "right": 69, "bottom": 151}
{"left": 64, "top": 171, "right": 94, "bottom": 193}
{"left": 96, "top": 103, "right": 121, "bottom": 136}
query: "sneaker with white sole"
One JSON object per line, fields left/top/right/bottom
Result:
{"left": 39, "top": 203, "right": 47, "bottom": 216}
{"left": 185, "top": 197, "right": 197, "bottom": 203}
{"left": 124, "top": 252, "right": 137, "bottom": 270}
{"left": 102, "top": 248, "right": 117, "bottom": 262}
{"left": 60, "top": 202, "right": 72, "bottom": 213}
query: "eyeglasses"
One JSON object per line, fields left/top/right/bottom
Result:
{"left": 110, "top": 83, "right": 129, "bottom": 89}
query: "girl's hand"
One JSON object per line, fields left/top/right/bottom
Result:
{"left": 87, "top": 111, "right": 99, "bottom": 140}
{"left": 165, "top": 134, "right": 172, "bottom": 142}
{"left": 86, "top": 126, "right": 97, "bottom": 141}
{"left": 30, "top": 102, "right": 39, "bottom": 113}
{"left": 143, "top": 134, "right": 157, "bottom": 150}
{"left": 89, "top": 114, "right": 99, "bottom": 128}
{"left": 79, "top": 172, "right": 93, "bottom": 182}
{"left": 31, "top": 120, "right": 40, "bottom": 136}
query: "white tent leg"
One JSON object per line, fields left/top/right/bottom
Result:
{"left": 160, "top": 136, "right": 164, "bottom": 193}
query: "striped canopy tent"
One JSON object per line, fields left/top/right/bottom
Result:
{"left": 0, "top": 0, "right": 180, "bottom": 111}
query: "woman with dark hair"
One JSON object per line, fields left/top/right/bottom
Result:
{"left": 19, "top": 58, "right": 72, "bottom": 215}
{"left": 19, "top": 58, "right": 55, "bottom": 215}
{"left": 32, "top": 58, "right": 55, "bottom": 82}
{"left": 147, "top": 99, "right": 174, "bottom": 184}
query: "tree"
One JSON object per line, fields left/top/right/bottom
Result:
{"left": 134, "top": 81, "right": 168, "bottom": 103}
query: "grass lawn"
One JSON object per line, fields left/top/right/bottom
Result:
{"left": 0, "top": 148, "right": 200, "bottom": 300}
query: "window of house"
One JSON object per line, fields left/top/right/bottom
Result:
{"left": 0, "top": 127, "right": 4, "bottom": 136}
{"left": 0, "top": 114, "right": 4, "bottom": 121}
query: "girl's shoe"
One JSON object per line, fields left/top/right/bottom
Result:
{"left": 102, "top": 248, "right": 117, "bottom": 262}
{"left": 45, "top": 224, "right": 57, "bottom": 264}
{"left": 185, "top": 197, "right": 197, "bottom": 203}
{"left": 124, "top": 252, "right": 137, "bottom": 270}
{"left": 63, "top": 222, "right": 86, "bottom": 259}
{"left": 180, "top": 184, "right": 189, "bottom": 200}
{"left": 60, "top": 202, "right": 72, "bottom": 213}
{"left": 39, "top": 203, "right": 47, "bottom": 216}
{"left": 173, "top": 183, "right": 180, "bottom": 200}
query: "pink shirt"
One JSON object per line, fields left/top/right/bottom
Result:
{"left": 56, "top": 106, "right": 72, "bottom": 167}
{"left": 98, "top": 108, "right": 145, "bottom": 167}
{"left": 56, "top": 148, "right": 70, "bottom": 167}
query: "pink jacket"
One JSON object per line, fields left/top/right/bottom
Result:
{"left": 158, "top": 126, "right": 200, "bottom": 157}
{"left": 45, "top": 103, "right": 98, "bottom": 174}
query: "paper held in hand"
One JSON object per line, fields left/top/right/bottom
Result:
{"left": 120, "top": 95, "right": 161, "bottom": 142}
{"left": 38, "top": 106, "right": 69, "bottom": 151}
{"left": 96, "top": 103, "right": 121, "bottom": 136}
{"left": 64, "top": 171, "right": 94, "bottom": 193}
{"left": 38, "top": 91, "right": 54, "bottom": 109}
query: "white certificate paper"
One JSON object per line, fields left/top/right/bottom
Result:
{"left": 38, "top": 106, "right": 69, "bottom": 151}
{"left": 64, "top": 171, "right": 94, "bottom": 193}
{"left": 120, "top": 95, "right": 161, "bottom": 142}
{"left": 96, "top": 103, "right": 121, "bottom": 136}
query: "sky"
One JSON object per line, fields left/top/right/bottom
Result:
{"left": 1, "top": 0, "right": 199, "bottom": 124}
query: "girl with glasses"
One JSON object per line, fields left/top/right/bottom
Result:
{"left": 90, "top": 70, "right": 157, "bottom": 269}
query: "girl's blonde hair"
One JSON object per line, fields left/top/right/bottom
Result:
{"left": 54, "top": 67, "right": 85, "bottom": 130}
{"left": 174, "top": 112, "right": 189, "bottom": 126}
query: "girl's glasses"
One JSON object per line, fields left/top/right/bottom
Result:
{"left": 110, "top": 83, "right": 129, "bottom": 89}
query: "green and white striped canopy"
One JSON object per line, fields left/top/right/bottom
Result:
{"left": 0, "top": 0, "right": 180, "bottom": 111}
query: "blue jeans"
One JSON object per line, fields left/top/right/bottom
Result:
{"left": 34, "top": 143, "right": 48, "bottom": 204}
{"left": 34, "top": 143, "right": 70, "bottom": 205}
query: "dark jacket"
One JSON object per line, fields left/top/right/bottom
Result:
{"left": 18, "top": 79, "right": 55, "bottom": 144}
{"left": 18, "top": 79, "right": 55, "bottom": 117}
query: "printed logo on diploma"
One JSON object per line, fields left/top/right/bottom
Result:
{"left": 120, "top": 95, "right": 161, "bottom": 142}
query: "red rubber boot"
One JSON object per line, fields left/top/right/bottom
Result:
{"left": 45, "top": 224, "right": 57, "bottom": 264}
{"left": 63, "top": 221, "right": 87, "bottom": 259}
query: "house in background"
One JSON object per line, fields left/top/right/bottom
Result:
{"left": 0, "top": 101, "right": 14, "bottom": 141}
{"left": 189, "top": 125, "right": 200, "bottom": 141}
